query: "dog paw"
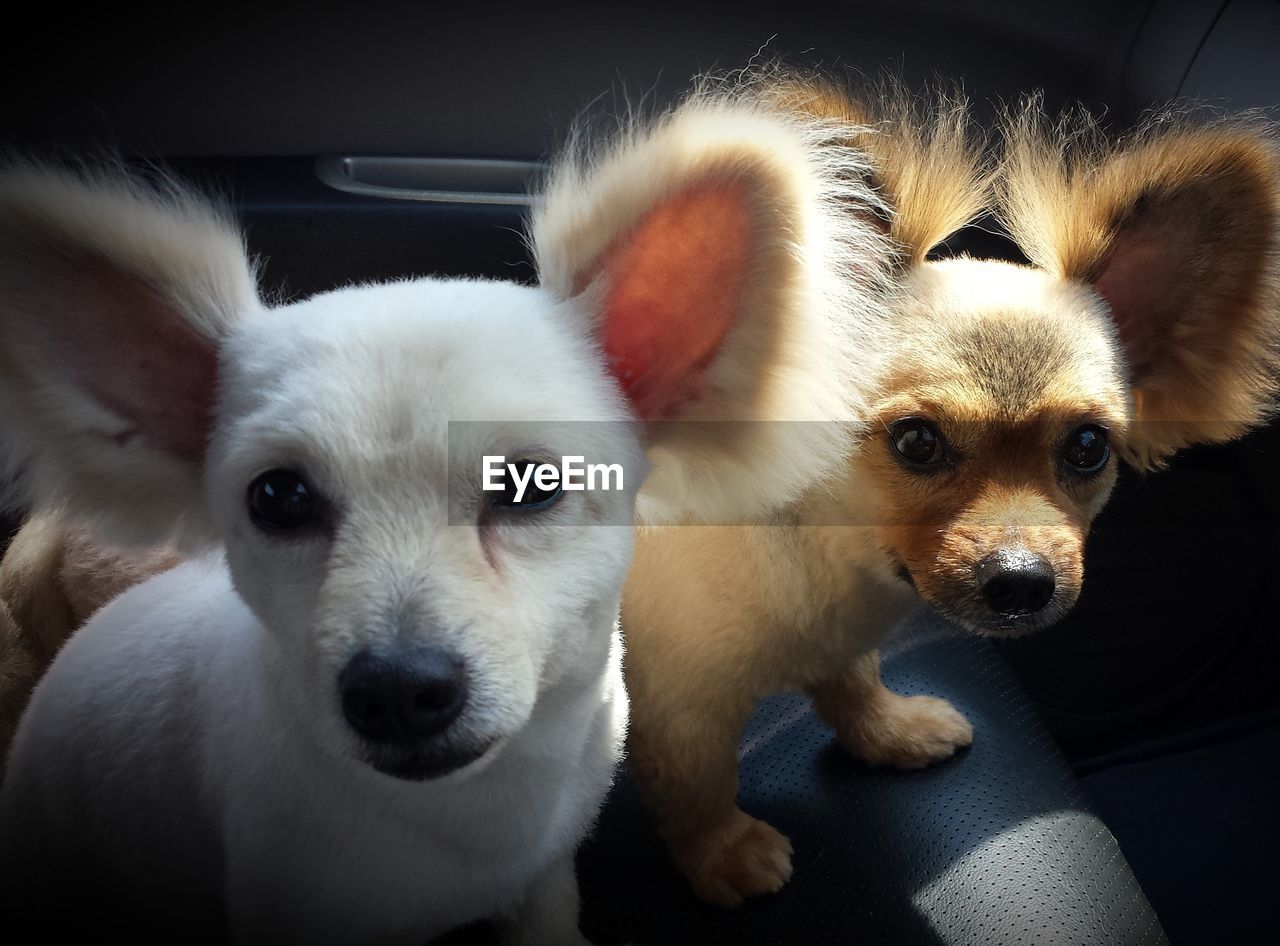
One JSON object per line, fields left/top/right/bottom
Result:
{"left": 845, "top": 694, "right": 973, "bottom": 770}
{"left": 680, "top": 812, "right": 794, "bottom": 908}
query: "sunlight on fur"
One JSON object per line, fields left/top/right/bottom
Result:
{"left": 620, "top": 76, "right": 1280, "bottom": 909}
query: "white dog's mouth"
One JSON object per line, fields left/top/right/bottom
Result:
{"left": 362, "top": 736, "right": 495, "bottom": 781}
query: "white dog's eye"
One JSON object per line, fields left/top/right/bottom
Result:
{"left": 247, "top": 469, "right": 323, "bottom": 532}
{"left": 491, "top": 459, "right": 564, "bottom": 512}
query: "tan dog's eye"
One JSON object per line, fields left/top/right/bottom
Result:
{"left": 889, "top": 418, "right": 948, "bottom": 469}
{"left": 1061, "top": 425, "right": 1110, "bottom": 475}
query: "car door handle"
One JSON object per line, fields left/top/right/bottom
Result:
{"left": 315, "top": 156, "right": 545, "bottom": 206}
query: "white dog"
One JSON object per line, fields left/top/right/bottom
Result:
{"left": 0, "top": 83, "right": 889, "bottom": 944}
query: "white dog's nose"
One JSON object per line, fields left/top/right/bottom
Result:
{"left": 339, "top": 647, "right": 469, "bottom": 745}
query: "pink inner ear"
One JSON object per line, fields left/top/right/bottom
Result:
{"left": 599, "top": 182, "right": 751, "bottom": 420}
{"left": 57, "top": 261, "right": 218, "bottom": 461}
{"left": 1093, "top": 226, "right": 1188, "bottom": 379}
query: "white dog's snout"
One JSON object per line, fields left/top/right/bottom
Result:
{"left": 339, "top": 645, "right": 468, "bottom": 739}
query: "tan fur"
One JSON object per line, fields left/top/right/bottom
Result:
{"left": 772, "top": 76, "right": 994, "bottom": 263}
{"left": 624, "top": 515, "right": 949, "bottom": 906}
{"left": 0, "top": 513, "right": 180, "bottom": 758}
{"left": 809, "top": 651, "right": 973, "bottom": 769}
{"left": 623, "top": 81, "right": 1280, "bottom": 907}
{"left": 0, "top": 598, "right": 36, "bottom": 762}
{"left": 999, "top": 98, "right": 1280, "bottom": 467}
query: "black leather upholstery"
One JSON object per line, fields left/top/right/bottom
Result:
{"left": 570, "top": 614, "right": 1167, "bottom": 945}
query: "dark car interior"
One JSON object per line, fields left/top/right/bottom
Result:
{"left": 3, "top": 2, "right": 1277, "bottom": 942}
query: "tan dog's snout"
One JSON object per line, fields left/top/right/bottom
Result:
{"left": 908, "top": 489, "right": 1087, "bottom": 635}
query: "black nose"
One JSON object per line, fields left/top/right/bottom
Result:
{"left": 339, "top": 647, "right": 468, "bottom": 745}
{"left": 975, "top": 550, "right": 1056, "bottom": 616}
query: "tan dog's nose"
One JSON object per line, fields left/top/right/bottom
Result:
{"left": 975, "top": 549, "right": 1055, "bottom": 615}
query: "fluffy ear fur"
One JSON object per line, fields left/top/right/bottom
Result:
{"left": 999, "top": 101, "right": 1280, "bottom": 468}
{"left": 775, "top": 76, "right": 994, "bottom": 266}
{"left": 0, "top": 161, "right": 259, "bottom": 545}
{"left": 532, "top": 76, "right": 896, "bottom": 523}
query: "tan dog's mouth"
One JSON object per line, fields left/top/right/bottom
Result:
{"left": 921, "top": 587, "right": 1071, "bottom": 638}
{"left": 951, "top": 607, "right": 1066, "bottom": 639}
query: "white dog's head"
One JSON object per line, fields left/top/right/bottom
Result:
{"left": 0, "top": 87, "right": 892, "bottom": 781}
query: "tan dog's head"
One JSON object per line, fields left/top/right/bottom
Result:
{"left": 797, "top": 83, "right": 1280, "bottom": 636}
{"left": 868, "top": 259, "right": 1127, "bottom": 634}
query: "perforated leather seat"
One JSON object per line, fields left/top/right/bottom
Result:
{"left": 569, "top": 613, "right": 1167, "bottom": 945}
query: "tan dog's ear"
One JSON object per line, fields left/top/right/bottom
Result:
{"left": 1001, "top": 103, "right": 1280, "bottom": 469}
{"left": 777, "top": 77, "right": 993, "bottom": 265}
{"left": 532, "top": 81, "right": 895, "bottom": 521}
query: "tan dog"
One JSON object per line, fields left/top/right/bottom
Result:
{"left": 0, "top": 514, "right": 179, "bottom": 757}
{"left": 621, "top": 83, "right": 1280, "bottom": 907}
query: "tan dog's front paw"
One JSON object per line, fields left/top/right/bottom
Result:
{"left": 843, "top": 694, "right": 973, "bottom": 769}
{"left": 675, "top": 810, "right": 794, "bottom": 908}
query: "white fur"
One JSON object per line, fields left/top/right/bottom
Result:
{"left": 0, "top": 85, "right": 893, "bottom": 944}
{"left": 2, "top": 271, "right": 639, "bottom": 945}
{"left": 0, "top": 161, "right": 257, "bottom": 547}
{"left": 535, "top": 79, "right": 894, "bottom": 524}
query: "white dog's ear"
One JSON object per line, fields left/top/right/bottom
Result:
{"left": 533, "top": 85, "right": 894, "bottom": 521}
{"left": 1001, "top": 104, "right": 1280, "bottom": 469}
{"left": 0, "top": 162, "right": 259, "bottom": 546}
